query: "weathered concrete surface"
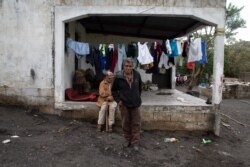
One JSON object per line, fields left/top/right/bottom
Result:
{"left": 223, "top": 83, "right": 250, "bottom": 99}
{"left": 59, "top": 90, "right": 214, "bottom": 131}
{"left": 53, "top": 0, "right": 225, "bottom": 8}
{"left": 0, "top": 0, "right": 54, "bottom": 105}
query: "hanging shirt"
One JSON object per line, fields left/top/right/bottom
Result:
{"left": 188, "top": 38, "right": 202, "bottom": 62}
{"left": 196, "top": 40, "right": 208, "bottom": 64}
{"left": 117, "top": 44, "right": 127, "bottom": 71}
{"left": 169, "top": 39, "right": 179, "bottom": 57}
{"left": 67, "top": 38, "right": 90, "bottom": 56}
{"left": 137, "top": 42, "right": 153, "bottom": 65}
{"left": 99, "top": 44, "right": 108, "bottom": 71}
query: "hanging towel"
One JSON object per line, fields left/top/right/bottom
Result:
{"left": 67, "top": 38, "right": 90, "bottom": 56}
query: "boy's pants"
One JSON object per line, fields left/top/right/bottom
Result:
{"left": 98, "top": 101, "right": 117, "bottom": 126}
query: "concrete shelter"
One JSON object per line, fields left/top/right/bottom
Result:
{"left": 0, "top": 0, "right": 226, "bottom": 133}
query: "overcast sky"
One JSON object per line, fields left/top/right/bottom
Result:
{"left": 227, "top": 0, "right": 250, "bottom": 41}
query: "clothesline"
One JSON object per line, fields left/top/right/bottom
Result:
{"left": 66, "top": 38, "right": 208, "bottom": 76}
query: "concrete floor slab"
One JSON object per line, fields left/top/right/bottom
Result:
{"left": 142, "top": 89, "right": 210, "bottom": 106}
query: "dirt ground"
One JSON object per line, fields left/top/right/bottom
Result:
{"left": 0, "top": 99, "right": 250, "bottom": 167}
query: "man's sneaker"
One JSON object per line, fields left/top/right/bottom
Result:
{"left": 122, "top": 141, "right": 131, "bottom": 148}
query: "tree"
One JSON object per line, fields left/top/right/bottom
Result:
{"left": 224, "top": 41, "right": 250, "bottom": 77}
{"left": 182, "top": 3, "right": 246, "bottom": 91}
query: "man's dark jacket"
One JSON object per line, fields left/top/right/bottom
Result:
{"left": 111, "top": 70, "right": 142, "bottom": 108}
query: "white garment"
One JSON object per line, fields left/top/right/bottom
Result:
{"left": 165, "top": 40, "right": 172, "bottom": 55}
{"left": 178, "top": 56, "right": 183, "bottom": 67}
{"left": 188, "top": 38, "right": 202, "bottom": 62}
{"left": 176, "top": 40, "right": 183, "bottom": 55}
{"left": 158, "top": 52, "right": 173, "bottom": 69}
{"left": 137, "top": 42, "right": 153, "bottom": 65}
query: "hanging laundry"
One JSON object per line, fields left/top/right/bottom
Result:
{"left": 99, "top": 44, "right": 108, "bottom": 72}
{"left": 127, "top": 43, "right": 137, "bottom": 58}
{"left": 146, "top": 42, "right": 162, "bottom": 74}
{"left": 176, "top": 39, "right": 183, "bottom": 55}
{"left": 169, "top": 39, "right": 179, "bottom": 57}
{"left": 86, "top": 46, "right": 104, "bottom": 82}
{"left": 117, "top": 43, "right": 127, "bottom": 71}
{"left": 108, "top": 44, "right": 115, "bottom": 50}
{"left": 187, "top": 62, "right": 195, "bottom": 70}
{"left": 137, "top": 42, "right": 153, "bottom": 65}
{"left": 177, "top": 56, "right": 183, "bottom": 67}
{"left": 158, "top": 52, "right": 174, "bottom": 70}
{"left": 182, "top": 41, "right": 189, "bottom": 58}
{"left": 168, "top": 57, "right": 175, "bottom": 66}
{"left": 162, "top": 39, "right": 172, "bottom": 55}
{"left": 106, "top": 47, "right": 113, "bottom": 70}
{"left": 127, "top": 42, "right": 139, "bottom": 69}
{"left": 188, "top": 38, "right": 202, "bottom": 62}
{"left": 196, "top": 40, "right": 208, "bottom": 64}
{"left": 67, "top": 38, "right": 90, "bottom": 57}
{"left": 110, "top": 49, "right": 118, "bottom": 73}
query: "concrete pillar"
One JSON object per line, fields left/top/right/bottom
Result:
{"left": 212, "top": 27, "right": 225, "bottom": 136}
{"left": 171, "top": 64, "right": 176, "bottom": 89}
{"left": 55, "top": 19, "right": 65, "bottom": 103}
{"left": 212, "top": 28, "right": 225, "bottom": 105}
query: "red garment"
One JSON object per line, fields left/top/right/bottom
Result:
{"left": 110, "top": 49, "right": 118, "bottom": 72}
{"left": 187, "top": 62, "right": 195, "bottom": 70}
{"left": 65, "top": 88, "right": 97, "bottom": 101}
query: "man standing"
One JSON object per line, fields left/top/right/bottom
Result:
{"left": 96, "top": 71, "right": 117, "bottom": 132}
{"left": 112, "top": 58, "right": 142, "bottom": 151}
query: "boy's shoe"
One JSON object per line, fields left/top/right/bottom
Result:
{"left": 108, "top": 125, "right": 113, "bottom": 133}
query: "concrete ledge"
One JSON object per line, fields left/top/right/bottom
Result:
{"left": 59, "top": 102, "right": 214, "bottom": 131}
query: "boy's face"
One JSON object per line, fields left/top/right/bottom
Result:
{"left": 106, "top": 75, "right": 113, "bottom": 83}
{"left": 124, "top": 62, "right": 133, "bottom": 74}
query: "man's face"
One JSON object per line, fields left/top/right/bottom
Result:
{"left": 123, "top": 62, "right": 133, "bottom": 74}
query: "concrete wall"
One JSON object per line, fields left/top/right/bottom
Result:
{"left": 54, "top": 0, "right": 225, "bottom": 8}
{"left": 239, "top": 72, "right": 250, "bottom": 82}
{"left": 223, "top": 83, "right": 250, "bottom": 99}
{"left": 60, "top": 104, "right": 214, "bottom": 131}
{"left": 0, "top": 0, "right": 54, "bottom": 106}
